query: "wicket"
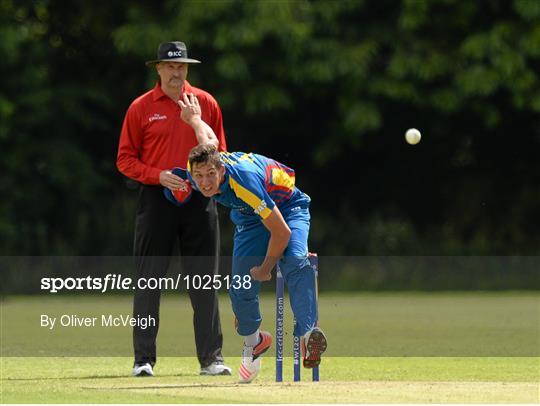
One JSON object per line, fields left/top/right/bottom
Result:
{"left": 275, "top": 253, "right": 319, "bottom": 382}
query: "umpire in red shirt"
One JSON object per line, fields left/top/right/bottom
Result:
{"left": 117, "top": 41, "right": 231, "bottom": 377}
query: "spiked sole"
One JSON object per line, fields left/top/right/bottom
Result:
{"left": 303, "top": 329, "right": 327, "bottom": 368}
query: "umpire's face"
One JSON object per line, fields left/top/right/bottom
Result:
{"left": 156, "top": 62, "right": 188, "bottom": 90}
{"left": 191, "top": 162, "right": 225, "bottom": 197}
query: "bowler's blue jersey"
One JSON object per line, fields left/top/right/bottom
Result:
{"left": 188, "top": 152, "right": 310, "bottom": 224}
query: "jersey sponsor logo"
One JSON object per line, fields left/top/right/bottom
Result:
{"left": 254, "top": 200, "right": 267, "bottom": 215}
{"left": 168, "top": 50, "right": 183, "bottom": 57}
{"left": 149, "top": 113, "right": 167, "bottom": 122}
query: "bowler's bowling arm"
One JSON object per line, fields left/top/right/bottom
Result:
{"left": 179, "top": 94, "right": 219, "bottom": 148}
{"left": 187, "top": 117, "right": 219, "bottom": 148}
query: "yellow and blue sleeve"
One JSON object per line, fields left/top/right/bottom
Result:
{"left": 229, "top": 175, "right": 275, "bottom": 219}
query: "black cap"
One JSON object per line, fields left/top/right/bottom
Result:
{"left": 145, "top": 41, "right": 201, "bottom": 66}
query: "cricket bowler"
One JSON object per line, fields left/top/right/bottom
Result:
{"left": 167, "top": 93, "right": 328, "bottom": 383}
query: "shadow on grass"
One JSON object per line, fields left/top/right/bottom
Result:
{"left": 84, "top": 383, "right": 245, "bottom": 389}
{"left": 83, "top": 382, "right": 323, "bottom": 390}
{"left": 3, "top": 373, "right": 200, "bottom": 381}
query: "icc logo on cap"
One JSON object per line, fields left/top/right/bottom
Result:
{"left": 167, "top": 51, "right": 183, "bottom": 57}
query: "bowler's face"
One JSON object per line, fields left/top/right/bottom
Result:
{"left": 156, "top": 62, "right": 188, "bottom": 89}
{"left": 191, "top": 162, "right": 224, "bottom": 197}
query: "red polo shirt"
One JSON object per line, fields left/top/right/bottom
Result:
{"left": 117, "top": 81, "right": 227, "bottom": 185}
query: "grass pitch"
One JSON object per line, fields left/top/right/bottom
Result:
{"left": 2, "top": 356, "right": 538, "bottom": 403}
{"left": 1, "top": 292, "right": 538, "bottom": 403}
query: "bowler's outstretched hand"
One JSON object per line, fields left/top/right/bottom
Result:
{"left": 178, "top": 93, "right": 220, "bottom": 147}
{"left": 179, "top": 93, "right": 201, "bottom": 125}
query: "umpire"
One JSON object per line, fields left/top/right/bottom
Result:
{"left": 116, "top": 41, "right": 231, "bottom": 376}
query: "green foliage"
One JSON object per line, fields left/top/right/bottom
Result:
{"left": 0, "top": 1, "right": 136, "bottom": 254}
{"left": 1, "top": 0, "right": 539, "bottom": 257}
{"left": 514, "top": 0, "right": 540, "bottom": 19}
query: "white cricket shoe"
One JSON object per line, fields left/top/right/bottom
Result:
{"left": 238, "top": 349, "right": 261, "bottom": 383}
{"left": 200, "top": 361, "right": 232, "bottom": 376}
{"left": 238, "top": 331, "right": 272, "bottom": 383}
{"left": 132, "top": 362, "right": 154, "bottom": 377}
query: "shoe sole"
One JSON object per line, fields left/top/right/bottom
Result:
{"left": 252, "top": 345, "right": 271, "bottom": 361}
{"left": 303, "top": 329, "right": 327, "bottom": 368}
{"left": 253, "top": 333, "right": 272, "bottom": 361}
{"left": 200, "top": 369, "right": 232, "bottom": 376}
{"left": 133, "top": 371, "right": 153, "bottom": 377}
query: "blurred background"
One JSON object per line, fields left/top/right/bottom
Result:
{"left": 1, "top": 0, "right": 539, "bottom": 265}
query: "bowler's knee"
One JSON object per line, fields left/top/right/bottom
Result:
{"left": 280, "top": 255, "right": 311, "bottom": 274}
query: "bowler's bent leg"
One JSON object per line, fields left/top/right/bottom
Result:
{"left": 229, "top": 222, "right": 269, "bottom": 336}
{"left": 279, "top": 208, "right": 318, "bottom": 337}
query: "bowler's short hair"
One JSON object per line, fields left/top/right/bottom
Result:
{"left": 188, "top": 144, "right": 222, "bottom": 170}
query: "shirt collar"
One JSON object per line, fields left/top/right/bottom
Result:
{"left": 152, "top": 80, "right": 193, "bottom": 102}
{"left": 151, "top": 82, "right": 167, "bottom": 101}
{"left": 183, "top": 80, "right": 193, "bottom": 94}
{"left": 219, "top": 171, "right": 230, "bottom": 194}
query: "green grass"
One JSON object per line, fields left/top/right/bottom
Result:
{"left": 2, "top": 357, "right": 538, "bottom": 403}
{"left": 1, "top": 292, "right": 539, "bottom": 402}
{"left": 2, "top": 292, "right": 538, "bottom": 357}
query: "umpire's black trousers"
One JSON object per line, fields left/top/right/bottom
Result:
{"left": 133, "top": 185, "right": 224, "bottom": 368}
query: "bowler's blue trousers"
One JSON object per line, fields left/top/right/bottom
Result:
{"left": 229, "top": 204, "right": 318, "bottom": 337}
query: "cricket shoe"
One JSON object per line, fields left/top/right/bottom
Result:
{"left": 132, "top": 362, "right": 154, "bottom": 377}
{"left": 238, "top": 331, "right": 272, "bottom": 383}
{"left": 200, "top": 361, "right": 232, "bottom": 376}
{"left": 253, "top": 330, "right": 272, "bottom": 360}
{"left": 302, "top": 327, "right": 327, "bottom": 368}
